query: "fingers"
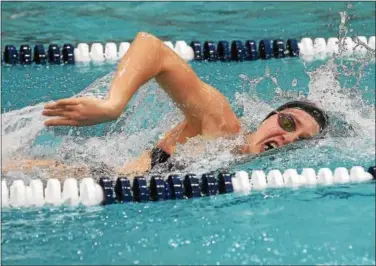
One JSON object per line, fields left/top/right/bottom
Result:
{"left": 43, "top": 99, "right": 82, "bottom": 126}
{"left": 42, "top": 108, "right": 77, "bottom": 117}
{"left": 42, "top": 109, "right": 60, "bottom": 116}
{"left": 43, "top": 110, "right": 82, "bottom": 122}
{"left": 44, "top": 98, "right": 80, "bottom": 110}
{"left": 44, "top": 118, "right": 79, "bottom": 127}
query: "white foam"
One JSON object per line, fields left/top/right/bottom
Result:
{"left": 2, "top": 104, "right": 46, "bottom": 161}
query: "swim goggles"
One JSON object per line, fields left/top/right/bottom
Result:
{"left": 267, "top": 111, "right": 297, "bottom": 133}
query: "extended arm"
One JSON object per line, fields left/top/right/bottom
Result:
{"left": 43, "top": 32, "right": 238, "bottom": 131}
{"left": 107, "top": 32, "right": 233, "bottom": 123}
{"left": 43, "top": 32, "right": 240, "bottom": 176}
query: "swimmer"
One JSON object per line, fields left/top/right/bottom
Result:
{"left": 3, "top": 32, "right": 328, "bottom": 179}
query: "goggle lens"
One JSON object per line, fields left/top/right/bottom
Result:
{"left": 278, "top": 113, "right": 296, "bottom": 132}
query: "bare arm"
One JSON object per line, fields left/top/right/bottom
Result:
{"left": 108, "top": 32, "right": 237, "bottom": 126}
{"left": 43, "top": 31, "right": 239, "bottom": 132}
{"left": 43, "top": 32, "right": 240, "bottom": 176}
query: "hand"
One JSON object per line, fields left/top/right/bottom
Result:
{"left": 42, "top": 97, "right": 119, "bottom": 126}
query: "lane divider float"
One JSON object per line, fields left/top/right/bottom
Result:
{"left": 2, "top": 36, "right": 375, "bottom": 65}
{"left": 1, "top": 165, "right": 375, "bottom": 208}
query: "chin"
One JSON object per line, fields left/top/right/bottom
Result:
{"left": 244, "top": 144, "right": 262, "bottom": 155}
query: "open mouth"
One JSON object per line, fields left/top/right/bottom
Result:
{"left": 263, "top": 141, "right": 278, "bottom": 151}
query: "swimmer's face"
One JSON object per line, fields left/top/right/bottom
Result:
{"left": 242, "top": 108, "right": 320, "bottom": 154}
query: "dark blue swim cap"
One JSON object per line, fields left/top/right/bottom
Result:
{"left": 263, "top": 100, "right": 329, "bottom": 132}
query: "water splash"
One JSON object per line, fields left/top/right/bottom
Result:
{"left": 1, "top": 74, "right": 181, "bottom": 173}
{"left": 232, "top": 11, "right": 375, "bottom": 172}
{"left": 2, "top": 11, "right": 375, "bottom": 178}
{"left": 2, "top": 104, "right": 46, "bottom": 160}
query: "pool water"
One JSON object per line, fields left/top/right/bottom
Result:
{"left": 2, "top": 184, "right": 375, "bottom": 265}
{"left": 1, "top": 2, "right": 375, "bottom": 265}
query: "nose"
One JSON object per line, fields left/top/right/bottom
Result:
{"left": 282, "top": 131, "right": 300, "bottom": 144}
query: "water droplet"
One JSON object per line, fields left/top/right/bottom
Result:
{"left": 292, "top": 78, "right": 297, "bottom": 87}
{"left": 265, "top": 67, "right": 270, "bottom": 76}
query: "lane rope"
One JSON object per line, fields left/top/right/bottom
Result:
{"left": 1, "top": 165, "right": 375, "bottom": 208}
{"left": 2, "top": 36, "right": 375, "bottom": 65}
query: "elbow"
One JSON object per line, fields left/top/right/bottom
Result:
{"left": 133, "top": 31, "right": 163, "bottom": 54}
{"left": 135, "top": 31, "right": 157, "bottom": 42}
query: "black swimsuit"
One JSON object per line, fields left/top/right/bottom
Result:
{"left": 150, "top": 147, "right": 171, "bottom": 169}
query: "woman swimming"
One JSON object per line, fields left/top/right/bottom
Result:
{"left": 3, "top": 32, "right": 328, "bottom": 178}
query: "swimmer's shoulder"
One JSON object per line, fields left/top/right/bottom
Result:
{"left": 199, "top": 110, "right": 241, "bottom": 138}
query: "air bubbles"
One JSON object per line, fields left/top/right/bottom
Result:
{"left": 264, "top": 66, "right": 270, "bottom": 76}
{"left": 291, "top": 78, "right": 297, "bottom": 87}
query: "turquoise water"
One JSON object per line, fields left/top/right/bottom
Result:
{"left": 1, "top": 2, "right": 375, "bottom": 265}
{"left": 2, "top": 184, "right": 375, "bottom": 265}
